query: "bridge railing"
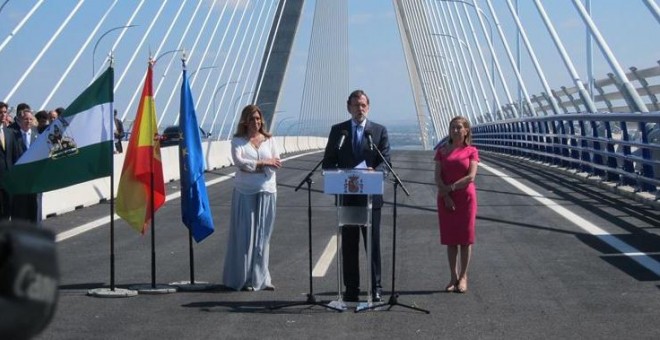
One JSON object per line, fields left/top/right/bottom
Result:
{"left": 471, "top": 113, "right": 660, "bottom": 196}
{"left": 506, "top": 63, "right": 660, "bottom": 117}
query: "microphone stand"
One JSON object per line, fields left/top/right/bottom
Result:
{"left": 270, "top": 157, "right": 343, "bottom": 312}
{"left": 356, "top": 142, "right": 429, "bottom": 314}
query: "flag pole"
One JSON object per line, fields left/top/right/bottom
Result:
{"left": 189, "top": 229, "right": 195, "bottom": 284}
{"left": 87, "top": 55, "right": 137, "bottom": 298}
{"left": 109, "top": 54, "right": 116, "bottom": 292}
{"left": 182, "top": 56, "right": 196, "bottom": 286}
{"left": 150, "top": 154, "right": 156, "bottom": 289}
{"left": 170, "top": 51, "right": 214, "bottom": 292}
{"left": 149, "top": 59, "right": 157, "bottom": 290}
{"left": 126, "top": 57, "right": 175, "bottom": 295}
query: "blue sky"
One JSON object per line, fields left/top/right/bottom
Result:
{"left": 277, "top": 0, "right": 659, "bottom": 127}
{"left": 0, "top": 1, "right": 658, "bottom": 130}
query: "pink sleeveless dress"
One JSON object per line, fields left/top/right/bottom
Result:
{"left": 434, "top": 146, "right": 479, "bottom": 245}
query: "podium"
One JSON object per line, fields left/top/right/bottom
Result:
{"left": 323, "top": 169, "right": 383, "bottom": 310}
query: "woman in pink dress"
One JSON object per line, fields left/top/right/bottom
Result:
{"left": 434, "top": 116, "right": 479, "bottom": 293}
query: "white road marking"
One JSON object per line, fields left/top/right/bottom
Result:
{"left": 55, "top": 175, "right": 234, "bottom": 242}
{"left": 59, "top": 153, "right": 658, "bottom": 279}
{"left": 479, "top": 162, "right": 660, "bottom": 276}
{"left": 313, "top": 235, "right": 337, "bottom": 277}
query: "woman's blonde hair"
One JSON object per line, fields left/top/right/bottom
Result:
{"left": 447, "top": 116, "right": 472, "bottom": 146}
{"left": 234, "top": 104, "right": 272, "bottom": 138}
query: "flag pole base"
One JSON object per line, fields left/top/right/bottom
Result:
{"left": 129, "top": 284, "right": 177, "bottom": 294}
{"left": 169, "top": 280, "right": 216, "bottom": 292}
{"left": 87, "top": 287, "right": 138, "bottom": 298}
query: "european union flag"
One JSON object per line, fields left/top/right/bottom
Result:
{"left": 179, "top": 68, "right": 214, "bottom": 242}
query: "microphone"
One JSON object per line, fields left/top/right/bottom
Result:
{"left": 364, "top": 130, "right": 374, "bottom": 151}
{"left": 337, "top": 130, "right": 348, "bottom": 150}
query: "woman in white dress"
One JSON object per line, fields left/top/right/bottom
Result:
{"left": 222, "top": 104, "right": 281, "bottom": 291}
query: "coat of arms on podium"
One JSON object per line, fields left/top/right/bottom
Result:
{"left": 344, "top": 174, "right": 363, "bottom": 193}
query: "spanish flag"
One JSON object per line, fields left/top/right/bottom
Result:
{"left": 116, "top": 61, "right": 166, "bottom": 233}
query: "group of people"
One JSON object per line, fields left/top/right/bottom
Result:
{"left": 2, "top": 88, "right": 480, "bottom": 301}
{"left": 0, "top": 102, "right": 63, "bottom": 224}
{"left": 222, "top": 89, "right": 480, "bottom": 302}
{"left": 221, "top": 90, "right": 390, "bottom": 300}
{"left": 2, "top": 90, "right": 479, "bottom": 302}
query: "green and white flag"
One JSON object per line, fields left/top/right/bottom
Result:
{"left": 3, "top": 67, "right": 114, "bottom": 194}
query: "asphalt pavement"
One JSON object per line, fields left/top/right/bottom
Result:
{"left": 36, "top": 150, "right": 660, "bottom": 339}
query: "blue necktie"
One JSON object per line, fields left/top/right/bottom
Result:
{"left": 353, "top": 125, "right": 362, "bottom": 157}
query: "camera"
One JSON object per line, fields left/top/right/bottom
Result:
{"left": 0, "top": 221, "right": 59, "bottom": 339}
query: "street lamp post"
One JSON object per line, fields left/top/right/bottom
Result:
{"left": 171, "top": 65, "right": 218, "bottom": 126}
{"left": 154, "top": 48, "right": 183, "bottom": 65}
{"left": 0, "top": 1, "right": 9, "bottom": 15}
{"left": 212, "top": 81, "right": 239, "bottom": 113}
{"left": 431, "top": 33, "right": 478, "bottom": 122}
{"left": 206, "top": 81, "right": 241, "bottom": 139}
{"left": 219, "top": 91, "right": 255, "bottom": 140}
{"left": 284, "top": 121, "right": 304, "bottom": 137}
{"left": 93, "top": 25, "right": 138, "bottom": 77}
{"left": 284, "top": 121, "right": 304, "bottom": 153}
{"left": 436, "top": 0, "right": 494, "bottom": 82}
{"left": 232, "top": 91, "right": 255, "bottom": 113}
{"left": 211, "top": 81, "right": 239, "bottom": 119}
{"left": 432, "top": 33, "right": 469, "bottom": 49}
{"left": 204, "top": 81, "right": 239, "bottom": 132}
{"left": 273, "top": 116, "right": 293, "bottom": 135}
{"left": 259, "top": 102, "right": 276, "bottom": 108}
{"left": 189, "top": 65, "right": 217, "bottom": 79}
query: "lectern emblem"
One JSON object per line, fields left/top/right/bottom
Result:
{"left": 345, "top": 174, "right": 363, "bottom": 193}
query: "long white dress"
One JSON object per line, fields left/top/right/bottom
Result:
{"left": 222, "top": 136, "right": 279, "bottom": 291}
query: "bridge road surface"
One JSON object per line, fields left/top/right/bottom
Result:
{"left": 36, "top": 150, "right": 660, "bottom": 339}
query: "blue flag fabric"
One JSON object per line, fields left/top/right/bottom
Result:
{"left": 179, "top": 69, "right": 215, "bottom": 242}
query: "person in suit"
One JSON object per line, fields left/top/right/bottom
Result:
{"left": 35, "top": 110, "right": 49, "bottom": 134}
{"left": 11, "top": 109, "right": 39, "bottom": 223}
{"left": 0, "top": 102, "right": 9, "bottom": 128}
{"left": 113, "top": 110, "right": 124, "bottom": 154}
{"left": 0, "top": 102, "right": 17, "bottom": 221}
{"left": 322, "top": 89, "right": 391, "bottom": 302}
{"left": 8, "top": 103, "right": 31, "bottom": 131}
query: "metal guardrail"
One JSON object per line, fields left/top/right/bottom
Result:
{"left": 506, "top": 62, "right": 660, "bottom": 117}
{"left": 471, "top": 112, "right": 660, "bottom": 196}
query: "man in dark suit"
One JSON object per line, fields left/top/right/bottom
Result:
{"left": 113, "top": 110, "right": 124, "bottom": 153}
{"left": 0, "top": 101, "right": 21, "bottom": 221}
{"left": 11, "top": 109, "right": 39, "bottom": 223}
{"left": 322, "top": 89, "right": 391, "bottom": 302}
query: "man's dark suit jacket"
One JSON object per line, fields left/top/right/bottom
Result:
{"left": 0, "top": 127, "right": 20, "bottom": 219}
{"left": 322, "top": 119, "right": 391, "bottom": 208}
{"left": 11, "top": 127, "right": 39, "bottom": 222}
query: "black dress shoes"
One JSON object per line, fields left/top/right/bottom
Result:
{"left": 343, "top": 288, "right": 360, "bottom": 302}
{"left": 343, "top": 293, "right": 359, "bottom": 302}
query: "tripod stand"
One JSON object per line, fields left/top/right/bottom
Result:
{"left": 356, "top": 144, "right": 429, "bottom": 314}
{"left": 270, "top": 158, "right": 343, "bottom": 312}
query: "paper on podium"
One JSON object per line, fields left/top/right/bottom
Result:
{"left": 354, "top": 160, "right": 368, "bottom": 169}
